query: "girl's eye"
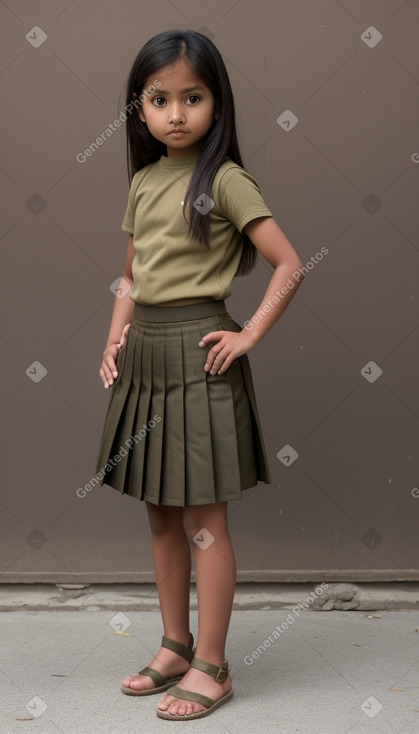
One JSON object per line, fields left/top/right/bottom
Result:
{"left": 151, "top": 95, "right": 200, "bottom": 107}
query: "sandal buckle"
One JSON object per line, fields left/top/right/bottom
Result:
{"left": 215, "top": 663, "right": 228, "bottom": 682}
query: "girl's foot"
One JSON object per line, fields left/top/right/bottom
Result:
{"left": 122, "top": 634, "right": 193, "bottom": 693}
{"left": 157, "top": 664, "right": 233, "bottom": 716}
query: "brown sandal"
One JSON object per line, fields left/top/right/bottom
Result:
{"left": 121, "top": 633, "right": 195, "bottom": 696}
{"left": 156, "top": 656, "right": 234, "bottom": 719}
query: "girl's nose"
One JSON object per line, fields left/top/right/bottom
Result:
{"left": 168, "top": 104, "right": 186, "bottom": 124}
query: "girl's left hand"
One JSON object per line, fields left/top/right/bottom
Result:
{"left": 198, "top": 330, "right": 255, "bottom": 375}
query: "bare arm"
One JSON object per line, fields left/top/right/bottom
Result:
{"left": 240, "top": 216, "right": 304, "bottom": 346}
{"left": 198, "top": 216, "right": 305, "bottom": 375}
{"left": 99, "top": 235, "right": 135, "bottom": 388}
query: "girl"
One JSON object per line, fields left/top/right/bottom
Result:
{"left": 95, "top": 29, "right": 304, "bottom": 721}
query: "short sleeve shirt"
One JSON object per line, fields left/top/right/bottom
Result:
{"left": 121, "top": 154, "right": 273, "bottom": 306}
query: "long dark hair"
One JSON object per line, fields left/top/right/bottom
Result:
{"left": 121, "top": 29, "right": 258, "bottom": 276}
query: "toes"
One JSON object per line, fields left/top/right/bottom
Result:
{"left": 157, "top": 693, "right": 172, "bottom": 710}
{"left": 158, "top": 696, "right": 206, "bottom": 716}
{"left": 131, "top": 681, "right": 150, "bottom": 690}
{"left": 124, "top": 675, "right": 152, "bottom": 691}
{"left": 168, "top": 700, "right": 186, "bottom": 715}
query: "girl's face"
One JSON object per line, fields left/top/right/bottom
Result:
{"left": 137, "top": 58, "right": 218, "bottom": 157}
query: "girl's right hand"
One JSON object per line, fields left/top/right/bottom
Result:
{"left": 99, "top": 323, "right": 131, "bottom": 388}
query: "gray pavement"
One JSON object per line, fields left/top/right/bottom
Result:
{"left": 1, "top": 586, "right": 419, "bottom": 733}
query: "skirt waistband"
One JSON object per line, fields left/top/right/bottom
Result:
{"left": 133, "top": 300, "right": 228, "bottom": 323}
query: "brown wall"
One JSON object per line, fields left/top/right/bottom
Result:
{"left": 1, "top": 0, "right": 418, "bottom": 582}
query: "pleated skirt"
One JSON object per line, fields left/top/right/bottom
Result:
{"left": 94, "top": 300, "right": 271, "bottom": 506}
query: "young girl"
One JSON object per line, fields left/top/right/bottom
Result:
{"left": 95, "top": 29, "right": 304, "bottom": 721}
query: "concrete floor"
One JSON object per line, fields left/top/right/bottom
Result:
{"left": 2, "top": 606, "right": 419, "bottom": 734}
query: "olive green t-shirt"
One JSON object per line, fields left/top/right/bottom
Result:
{"left": 121, "top": 153, "right": 273, "bottom": 306}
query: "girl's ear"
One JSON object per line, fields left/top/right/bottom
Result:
{"left": 133, "top": 92, "right": 146, "bottom": 123}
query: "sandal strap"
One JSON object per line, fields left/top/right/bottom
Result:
{"left": 161, "top": 633, "right": 194, "bottom": 663}
{"left": 190, "top": 657, "right": 230, "bottom": 682}
{"left": 137, "top": 666, "right": 165, "bottom": 687}
{"left": 164, "top": 684, "right": 214, "bottom": 710}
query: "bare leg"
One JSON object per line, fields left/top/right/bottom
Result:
{"left": 157, "top": 501, "right": 235, "bottom": 715}
{"left": 122, "top": 502, "right": 192, "bottom": 691}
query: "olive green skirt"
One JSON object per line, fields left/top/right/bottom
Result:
{"left": 95, "top": 300, "right": 271, "bottom": 506}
